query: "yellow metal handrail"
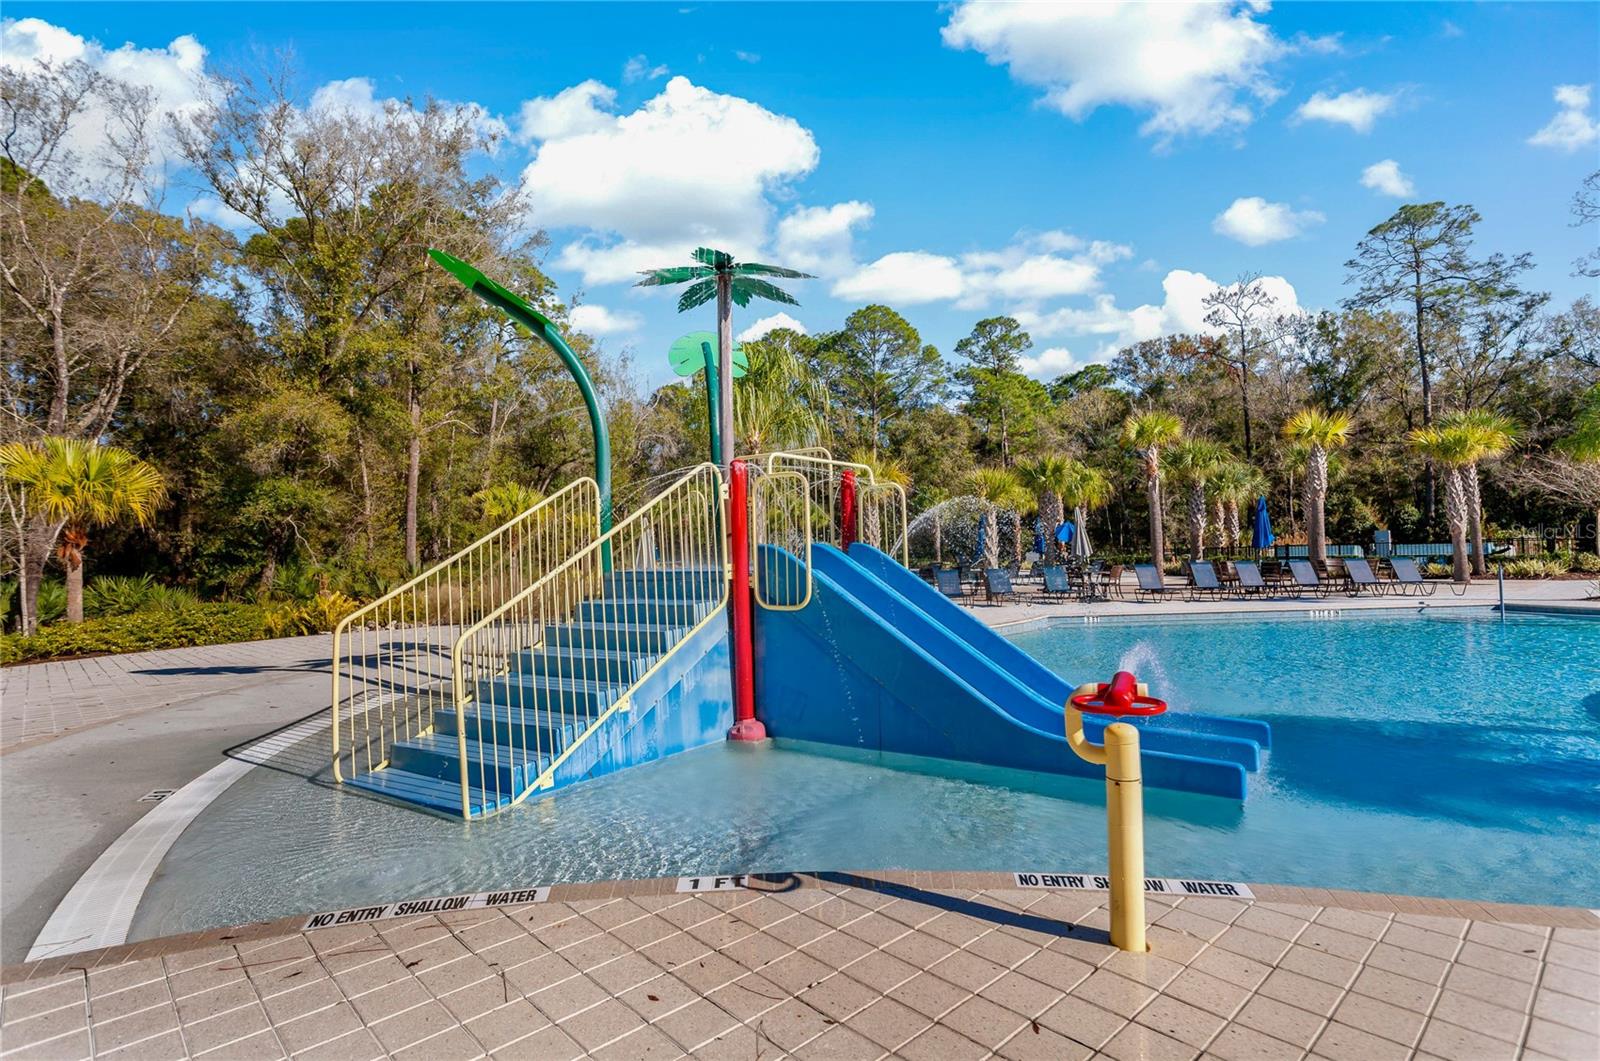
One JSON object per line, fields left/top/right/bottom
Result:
{"left": 763, "top": 451, "right": 910, "bottom": 566}
{"left": 331, "top": 478, "right": 600, "bottom": 785}
{"left": 449, "top": 463, "right": 727, "bottom": 817}
{"left": 751, "top": 469, "right": 813, "bottom": 610}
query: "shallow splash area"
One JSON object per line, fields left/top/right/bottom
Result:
{"left": 133, "top": 608, "right": 1600, "bottom": 940}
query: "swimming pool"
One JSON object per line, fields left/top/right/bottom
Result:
{"left": 132, "top": 608, "right": 1600, "bottom": 939}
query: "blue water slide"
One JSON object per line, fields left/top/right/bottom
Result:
{"left": 752, "top": 544, "right": 1250, "bottom": 799}
{"left": 846, "top": 543, "right": 1272, "bottom": 751}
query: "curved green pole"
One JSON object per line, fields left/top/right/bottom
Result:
{"left": 427, "top": 250, "right": 612, "bottom": 536}
{"left": 700, "top": 340, "right": 722, "bottom": 466}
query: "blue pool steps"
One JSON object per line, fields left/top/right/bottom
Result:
{"left": 345, "top": 569, "right": 723, "bottom": 817}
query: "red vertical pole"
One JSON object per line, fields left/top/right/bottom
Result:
{"left": 727, "top": 460, "right": 765, "bottom": 741}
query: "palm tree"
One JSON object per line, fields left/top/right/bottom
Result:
{"left": 1017, "top": 456, "right": 1071, "bottom": 560}
{"left": 1283, "top": 409, "right": 1352, "bottom": 565}
{"left": 1210, "top": 462, "right": 1266, "bottom": 553}
{"left": 0, "top": 437, "right": 166, "bottom": 623}
{"left": 1409, "top": 425, "right": 1479, "bottom": 582}
{"left": 1120, "top": 411, "right": 1183, "bottom": 563}
{"left": 848, "top": 449, "right": 911, "bottom": 548}
{"left": 473, "top": 482, "right": 544, "bottom": 526}
{"left": 962, "top": 467, "right": 1027, "bottom": 570}
{"left": 1440, "top": 410, "right": 1520, "bottom": 576}
{"left": 1058, "top": 460, "right": 1113, "bottom": 555}
{"left": 637, "top": 248, "right": 814, "bottom": 471}
{"left": 735, "top": 335, "right": 831, "bottom": 454}
{"left": 1164, "top": 439, "right": 1228, "bottom": 561}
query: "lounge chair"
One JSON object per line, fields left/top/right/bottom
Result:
{"left": 983, "top": 567, "right": 1017, "bottom": 605}
{"left": 1287, "top": 559, "right": 1332, "bottom": 597}
{"left": 1344, "top": 558, "right": 1387, "bottom": 596}
{"left": 1232, "top": 560, "right": 1271, "bottom": 596}
{"left": 1186, "top": 561, "right": 1229, "bottom": 600}
{"left": 1133, "top": 563, "right": 1182, "bottom": 602}
{"left": 934, "top": 569, "right": 969, "bottom": 602}
{"left": 1039, "top": 565, "right": 1073, "bottom": 602}
{"left": 1387, "top": 557, "right": 1438, "bottom": 597}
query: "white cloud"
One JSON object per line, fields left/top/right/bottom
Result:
{"left": 567, "top": 303, "right": 642, "bottom": 336}
{"left": 775, "top": 201, "right": 874, "bottom": 276}
{"left": 735, "top": 51, "right": 761, "bottom": 64}
{"left": 831, "top": 231, "right": 1124, "bottom": 309}
{"left": 1293, "top": 88, "right": 1395, "bottom": 133}
{"left": 521, "top": 76, "right": 819, "bottom": 286}
{"left": 186, "top": 196, "right": 254, "bottom": 230}
{"left": 1212, "top": 196, "right": 1324, "bottom": 245}
{"left": 516, "top": 80, "right": 616, "bottom": 143}
{"left": 833, "top": 251, "right": 966, "bottom": 304}
{"left": 1012, "top": 269, "right": 1303, "bottom": 377}
{"left": 622, "top": 55, "right": 669, "bottom": 84}
{"left": 941, "top": 1, "right": 1284, "bottom": 140}
{"left": 1528, "top": 83, "right": 1599, "bottom": 152}
{"left": 738, "top": 312, "right": 806, "bottom": 341}
{"left": 0, "top": 17, "right": 211, "bottom": 189}
{"left": 1360, "top": 159, "right": 1414, "bottom": 197}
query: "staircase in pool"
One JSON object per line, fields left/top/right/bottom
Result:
{"left": 331, "top": 464, "right": 730, "bottom": 818}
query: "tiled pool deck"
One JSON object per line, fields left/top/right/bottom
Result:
{"left": 3, "top": 872, "right": 1596, "bottom": 1060}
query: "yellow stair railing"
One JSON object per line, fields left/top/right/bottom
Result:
{"left": 331, "top": 478, "right": 600, "bottom": 786}
{"left": 449, "top": 463, "right": 728, "bottom": 817}
{"left": 750, "top": 468, "right": 813, "bottom": 610}
{"left": 763, "top": 450, "right": 910, "bottom": 565}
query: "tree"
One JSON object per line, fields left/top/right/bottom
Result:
{"left": 0, "top": 438, "right": 165, "bottom": 623}
{"left": 733, "top": 329, "right": 830, "bottom": 454}
{"left": 1120, "top": 411, "right": 1183, "bottom": 563}
{"left": 1408, "top": 425, "right": 1479, "bottom": 582}
{"left": 1344, "top": 202, "right": 1533, "bottom": 522}
{"left": 3, "top": 60, "right": 231, "bottom": 630}
{"left": 961, "top": 467, "right": 1027, "bottom": 570}
{"left": 1018, "top": 457, "right": 1071, "bottom": 558}
{"left": 1164, "top": 439, "right": 1228, "bottom": 561}
{"left": 820, "top": 305, "right": 946, "bottom": 455}
{"left": 1283, "top": 409, "right": 1352, "bottom": 566}
{"left": 1572, "top": 171, "right": 1600, "bottom": 279}
{"left": 1049, "top": 364, "right": 1115, "bottom": 403}
{"left": 1058, "top": 460, "right": 1113, "bottom": 554}
{"left": 1438, "top": 410, "right": 1519, "bottom": 576}
{"left": 1210, "top": 461, "right": 1265, "bottom": 552}
{"left": 636, "top": 247, "right": 812, "bottom": 473}
{"left": 473, "top": 482, "right": 543, "bottom": 526}
{"left": 954, "top": 318, "right": 1043, "bottom": 466}
{"left": 1201, "top": 273, "right": 1278, "bottom": 457}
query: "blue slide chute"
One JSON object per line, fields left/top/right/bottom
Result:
{"left": 753, "top": 544, "right": 1267, "bottom": 799}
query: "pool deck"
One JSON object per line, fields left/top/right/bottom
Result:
{"left": 3, "top": 579, "right": 1597, "bottom": 1056}
{"left": 2, "top": 871, "right": 1596, "bottom": 1060}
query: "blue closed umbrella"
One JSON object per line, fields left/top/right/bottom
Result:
{"left": 971, "top": 516, "right": 987, "bottom": 565}
{"left": 1251, "top": 497, "right": 1275, "bottom": 551}
{"left": 1032, "top": 518, "right": 1047, "bottom": 559}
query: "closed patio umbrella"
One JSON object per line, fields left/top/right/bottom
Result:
{"left": 1251, "top": 496, "right": 1274, "bottom": 553}
{"left": 1072, "top": 516, "right": 1092, "bottom": 558}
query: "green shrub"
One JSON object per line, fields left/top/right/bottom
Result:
{"left": 34, "top": 580, "right": 65, "bottom": 624}
{"left": 1502, "top": 557, "right": 1569, "bottom": 579}
{"left": 263, "top": 590, "right": 362, "bottom": 638}
{"left": 0, "top": 603, "right": 267, "bottom": 665}
{"left": 1570, "top": 552, "right": 1600, "bottom": 574}
{"left": 85, "top": 574, "right": 154, "bottom": 616}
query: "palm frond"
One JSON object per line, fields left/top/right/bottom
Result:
{"left": 730, "top": 276, "right": 800, "bottom": 307}
{"left": 692, "top": 247, "right": 734, "bottom": 269}
{"left": 676, "top": 278, "right": 719, "bottom": 313}
{"left": 734, "top": 262, "right": 816, "bottom": 280}
{"left": 635, "top": 265, "right": 711, "bottom": 287}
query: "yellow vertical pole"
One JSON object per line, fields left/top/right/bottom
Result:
{"left": 1103, "top": 721, "right": 1147, "bottom": 953}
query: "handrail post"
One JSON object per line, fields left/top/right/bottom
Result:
{"left": 728, "top": 460, "right": 765, "bottom": 741}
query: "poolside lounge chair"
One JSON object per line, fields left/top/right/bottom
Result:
{"left": 1186, "top": 561, "right": 1229, "bottom": 600}
{"left": 983, "top": 567, "right": 1017, "bottom": 605}
{"left": 1287, "top": 559, "right": 1333, "bottom": 597}
{"left": 1387, "top": 557, "right": 1438, "bottom": 597}
{"left": 1232, "top": 560, "right": 1271, "bottom": 596}
{"left": 1039, "top": 565, "right": 1073, "bottom": 602}
{"left": 1133, "top": 563, "right": 1182, "bottom": 602}
{"left": 934, "top": 569, "right": 970, "bottom": 603}
{"left": 1344, "top": 558, "right": 1387, "bottom": 596}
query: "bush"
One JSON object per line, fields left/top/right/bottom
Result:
{"left": 1, "top": 603, "right": 268, "bottom": 665}
{"left": 1570, "top": 552, "right": 1600, "bottom": 574}
{"left": 263, "top": 590, "right": 362, "bottom": 638}
{"left": 1502, "top": 557, "right": 1570, "bottom": 579}
{"left": 84, "top": 574, "right": 154, "bottom": 616}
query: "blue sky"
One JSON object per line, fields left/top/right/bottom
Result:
{"left": 5, "top": 2, "right": 1597, "bottom": 386}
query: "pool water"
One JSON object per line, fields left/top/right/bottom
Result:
{"left": 133, "top": 609, "right": 1600, "bottom": 939}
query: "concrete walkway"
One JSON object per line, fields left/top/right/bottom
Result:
{"left": 2, "top": 872, "right": 1595, "bottom": 1060}
{"left": 0, "top": 635, "right": 335, "bottom": 965}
